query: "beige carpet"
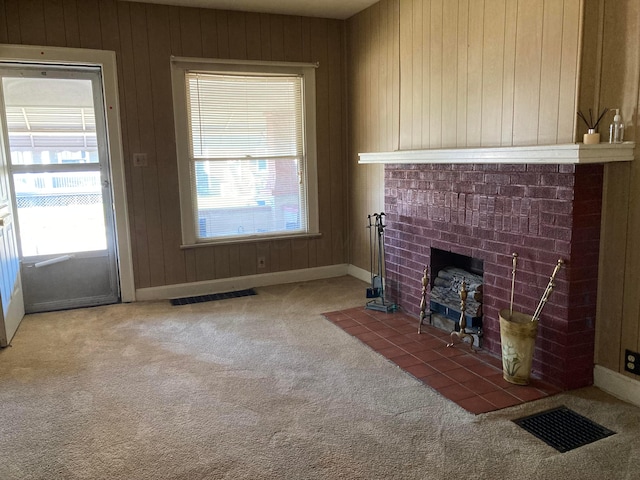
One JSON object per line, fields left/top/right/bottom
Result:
{"left": 0, "top": 276, "right": 638, "bottom": 479}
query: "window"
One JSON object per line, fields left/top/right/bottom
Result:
{"left": 171, "top": 58, "right": 318, "bottom": 245}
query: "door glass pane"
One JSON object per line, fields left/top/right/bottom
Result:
{"left": 13, "top": 171, "right": 106, "bottom": 256}
{"left": 1, "top": 77, "right": 98, "bottom": 165}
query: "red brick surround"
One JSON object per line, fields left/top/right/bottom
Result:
{"left": 384, "top": 163, "right": 603, "bottom": 390}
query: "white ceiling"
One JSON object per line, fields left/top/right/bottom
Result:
{"left": 120, "top": 0, "right": 378, "bottom": 19}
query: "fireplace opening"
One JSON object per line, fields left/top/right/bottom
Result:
{"left": 430, "top": 248, "right": 484, "bottom": 347}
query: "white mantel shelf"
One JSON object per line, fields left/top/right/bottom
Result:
{"left": 358, "top": 142, "right": 635, "bottom": 165}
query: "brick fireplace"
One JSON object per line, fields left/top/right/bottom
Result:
{"left": 383, "top": 162, "right": 604, "bottom": 390}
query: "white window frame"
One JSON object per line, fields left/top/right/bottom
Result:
{"left": 170, "top": 57, "right": 319, "bottom": 247}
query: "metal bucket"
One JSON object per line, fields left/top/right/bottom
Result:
{"left": 499, "top": 309, "right": 538, "bottom": 385}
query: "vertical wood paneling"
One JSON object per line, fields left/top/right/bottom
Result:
{"left": 77, "top": 0, "right": 102, "bottom": 49}
{"left": 195, "top": 248, "right": 215, "bottom": 282}
{"left": 5, "top": 0, "right": 22, "bottom": 44}
{"left": 481, "top": 0, "right": 505, "bottom": 147}
{"left": 512, "top": 1, "right": 544, "bottom": 145}
{"left": 466, "top": 0, "right": 483, "bottom": 146}
{"left": 428, "top": 0, "right": 442, "bottom": 148}
{"left": 596, "top": 164, "right": 630, "bottom": 368}
{"left": 310, "top": 18, "right": 332, "bottom": 266}
{"left": 99, "top": 1, "right": 120, "bottom": 52}
{"left": 216, "top": 11, "right": 230, "bottom": 58}
{"left": 245, "top": 13, "right": 262, "bottom": 60}
{"left": 130, "top": 3, "right": 165, "bottom": 287}
{"left": 19, "top": 0, "right": 47, "bottom": 46}
{"left": 200, "top": 9, "right": 219, "bottom": 58}
{"left": 0, "top": 2, "right": 8, "bottom": 43}
{"left": 179, "top": 7, "right": 203, "bottom": 57}
{"left": 147, "top": 4, "right": 186, "bottom": 286}
{"left": 456, "top": 0, "right": 469, "bottom": 146}
{"left": 116, "top": 1, "right": 150, "bottom": 289}
{"left": 411, "top": 0, "right": 423, "bottom": 148}
{"left": 62, "top": 0, "right": 80, "bottom": 47}
{"left": 42, "top": 0, "right": 66, "bottom": 47}
{"left": 399, "top": 0, "right": 412, "bottom": 149}
{"left": 441, "top": 0, "right": 458, "bottom": 147}
{"left": 228, "top": 11, "right": 247, "bottom": 60}
{"left": 537, "top": 0, "right": 564, "bottom": 144}
{"left": 557, "top": 0, "right": 582, "bottom": 143}
{"left": 328, "top": 20, "right": 346, "bottom": 264}
{"left": 501, "top": 0, "right": 517, "bottom": 145}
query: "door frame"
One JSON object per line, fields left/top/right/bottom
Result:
{"left": 0, "top": 44, "right": 135, "bottom": 303}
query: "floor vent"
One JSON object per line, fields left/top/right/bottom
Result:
{"left": 170, "top": 288, "right": 257, "bottom": 306}
{"left": 513, "top": 405, "right": 615, "bottom": 452}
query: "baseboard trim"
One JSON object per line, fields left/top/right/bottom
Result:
{"left": 593, "top": 365, "right": 640, "bottom": 408}
{"left": 347, "top": 264, "right": 371, "bottom": 284}
{"left": 136, "top": 264, "right": 350, "bottom": 301}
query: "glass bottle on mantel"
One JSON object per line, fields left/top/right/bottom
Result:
{"left": 609, "top": 109, "right": 624, "bottom": 143}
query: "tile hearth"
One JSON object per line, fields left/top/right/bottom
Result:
{"left": 323, "top": 307, "right": 561, "bottom": 414}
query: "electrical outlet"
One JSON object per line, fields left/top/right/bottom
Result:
{"left": 625, "top": 349, "right": 640, "bottom": 376}
{"left": 257, "top": 256, "right": 266, "bottom": 269}
{"left": 133, "top": 153, "right": 148, "bottom": 167}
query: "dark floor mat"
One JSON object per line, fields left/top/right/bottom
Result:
{"left": 513, "top": 405, "right": 615, "bottom": 453}
{"left": 170, "top": 288, "right": 256, "bottom": 306}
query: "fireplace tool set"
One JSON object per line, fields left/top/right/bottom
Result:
{"left": 507, "top": 254, "right": 564, "bottom": 323}
{"left": 499, "top": 255, "right": 564, "bottom": 384}
{"left": 365, "top": 213, "right": 396, "bottom": 312}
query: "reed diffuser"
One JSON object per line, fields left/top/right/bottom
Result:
{"left": 577, "top": 107, "right": 608, "bottom": 144}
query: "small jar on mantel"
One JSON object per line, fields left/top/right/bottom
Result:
{"left": 583, "top": 128, "right": 600, "bottom": 144}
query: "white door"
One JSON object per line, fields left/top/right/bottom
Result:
{"left": 0, "top": 101, "right": 24, "bottom": 346}
{"left": 0, "top": 64, "right": 120, "bottom": 313}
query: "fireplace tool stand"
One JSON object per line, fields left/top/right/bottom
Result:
{"left": 365, "top": 213, "right": 396, "bottom": 313}
{"left": 446, "top": 280, "right": 475, "bottom": 352}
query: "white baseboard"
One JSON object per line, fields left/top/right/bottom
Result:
{"left": 347, "top": 264, "right": 371, "bottom": 284}
{"left": 593, "top": 365, "right": 640, "bottom": 408}
{"left": 135, "top": 264, "right": 350, "bottom": 301}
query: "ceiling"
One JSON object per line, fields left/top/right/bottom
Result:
{"left": 119, "top": 0, "right": 378, "bottom": 19}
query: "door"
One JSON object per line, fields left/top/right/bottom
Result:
{"left": 0, "top": 108, "right": 24, "bottom": 345}
{"left": 0, "top": 64, "right": 120, "bottom": 313}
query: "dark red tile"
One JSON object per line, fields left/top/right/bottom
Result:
{"left": 394, "top": 324, "right": 418, "bottom": 334}
{"left": 392, "top": 354, "right": 423, "bottom": 369}
{"left": 506, "top": 385, "right": 548, "bottom": 402}
{"left": 437, "top": 345, "right": 468, "bottom": 358}
{"left": 413, "top": 349, "right": 444, "bottom": 362}
{"left": 400, "top": 342, "right": 429, "bottom": 354}
{"left": 466, "top": 362, "right": 502, "bottom": 377}
{"left": 343, "top": 325, "right": 370, "bottom": 336}
{"left": 405, "top": 363, "right": 437, "bottom": 378}
{"left": 334, "top": 318, "right": 359, "bottom": 328}
{"left": 377, "top": 345, "right": 407, "bottom": 359}
{"left": 356, "top": 331, "right": 381, "bottom": 342}
{"left": 376, "top": 327, "right": 400, "bottom": 338}
{"left": 386, "top": 334, "right": 417, "bottom": 346}
{"left": 428, "top": 357, "right": 461, "bottom": 373}
{"left": 445, "top": 367, "right": 479, "bottom": 383}
{"left": 422, "top": 372, "right": 457, "bottom": 389}
{"left": 365, "top": 338, "right": 392, "bottom": 350}
{"left": 438, "top": 383, "right": 477, "bottom": 402}
{"left": 481, "top": 390, "right": 522, "bottom": 409}
{"left": 456, "top": 396, "right": 497, "bottom": 414}
{"left": 462, "top": 377, "right": 500, "bottom": 395}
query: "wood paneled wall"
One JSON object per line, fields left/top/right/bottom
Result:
{"left": 588, "top": 0, "right": 640, "bottom": 380}
{"left": 398, "top": 0, "right": 581, "bottom": 150}
{"left": 0, "top": 0, "right": 348, "bottom": 289}
{"left": 347, "top": 0, "right": 399, "bottom": 270}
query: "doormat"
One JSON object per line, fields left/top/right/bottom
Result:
{"left": 513, "top": 405, "right": 615, "bottom": 452}
{"left": 170, "top": 288, "right": 257, "bottom": 306}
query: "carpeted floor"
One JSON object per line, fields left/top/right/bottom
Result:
{"left": 0, "top": 275, "right": 638, "bottom": 479}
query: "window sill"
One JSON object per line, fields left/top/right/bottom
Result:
{"left": 180, "top": 232, "right": 322, "bottom": 249}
